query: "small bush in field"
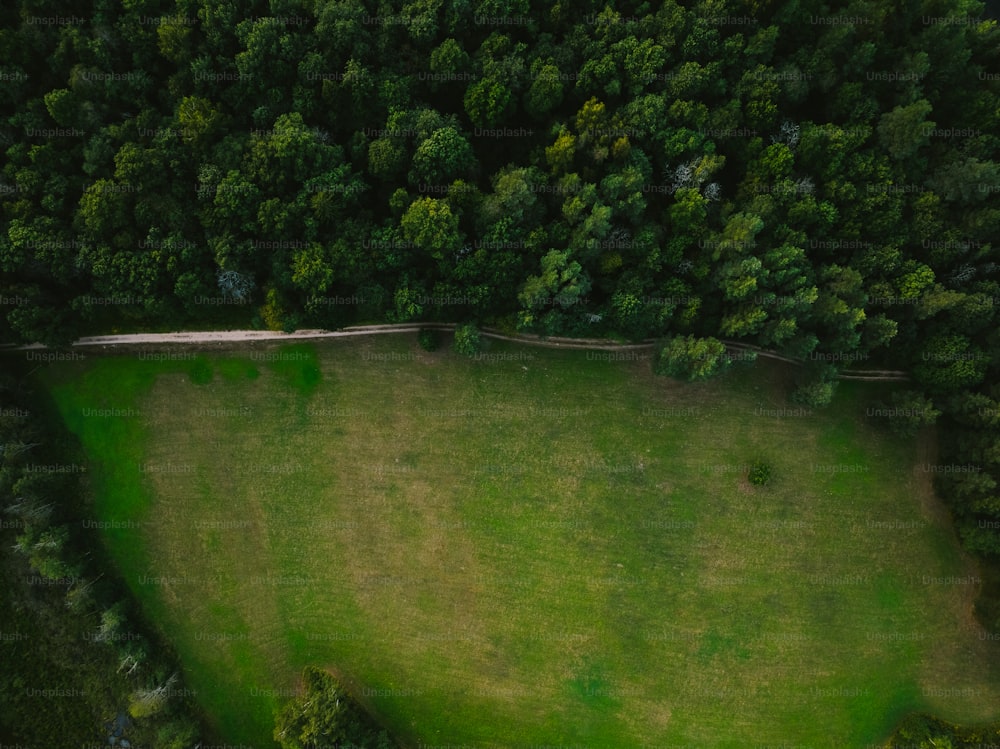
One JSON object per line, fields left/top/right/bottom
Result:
{"left": 418, "top": 328, "right": 441, "bottom": 351}
{"left": 748, "top": 462, "right": 772, "bottom": 486}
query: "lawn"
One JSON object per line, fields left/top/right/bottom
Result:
{"left": 38, "top": 334, "right": 1000, "bottom": 748}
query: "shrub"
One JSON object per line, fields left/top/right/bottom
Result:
{"left": 418, "top": 328, "right": 441, "bottom": 351}
{"left": 791, "top": 362, "right": 838, "bottom": 408}
{"left": 748, "top": 462, "right": 772, "bottom": 486}
{"left": 274, "top": 666, "right": 392, "bottom": 749}
{"left": 653, "top": 335, "right": 730, "bottom": 382}
{"left": 260, "top": 287, "right": 287, "bottom": 331}
{"left": 877, "top": 389, "right": 940, "bottom": 436}
{"left": 452, "top": 323, "right": 482, "bottom": 356}
{"left": 791, "top": 378, "right": 836, "bottom": 408}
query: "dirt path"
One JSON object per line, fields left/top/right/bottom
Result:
{"left": 1, "top": 323, "right": 911, "bottom": 380}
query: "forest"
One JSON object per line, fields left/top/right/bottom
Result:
{"left": 2, "top": 0, "right": 1000, "bottom": 745}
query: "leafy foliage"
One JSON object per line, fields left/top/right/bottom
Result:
{"left": 418, "top": 328, "right": 442, "bottom": 351}
{"left": 748, "top": 462, "right": 772, "bottom": 487}
{"left": 273, "top": 667, "right": 392, "bottom": 749}
{"left": 654, "top": 336, "right": 730, "bottom": 382}
{"left": 452, "top": 323, "right": 482, "bottom": 356}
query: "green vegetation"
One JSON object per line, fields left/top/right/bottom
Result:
{"left": 889, "top": 713, "right": 1000, "bottom": 748}
{"left": 451, "top": 322, "right": 482, "bottom": 355}
{"left": 417, "top": 328, "right": 442, "bottom": 352}
{"left": 748, "top": 461, "right": 772, "bottom": 486}
{"left": 274, "top": 667, "right": 391, "bottom": 749}
{"left": 3, "top": 0, "right": 1000, "bottom": 743}
{"left": 36, "top": 336, "right": 1000, "bottom": 747}
{"left": 0, "top": 370, "right": 203, "bottom": 746}
{"left": 654, "top": 335, "right": 731, "bottom": 382}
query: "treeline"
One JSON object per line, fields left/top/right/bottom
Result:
{"left": 0, "top": 367, "right": 203, "bottom": 746}
{"left": 888, "top": 713, "right": 1000, "bottom": 748}
{"left": 1, "top": 0, "right": 998, "bottom": 354}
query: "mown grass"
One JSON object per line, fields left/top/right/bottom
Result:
{"left": 38, "top": 335, "right": 1000, "bottom": 748}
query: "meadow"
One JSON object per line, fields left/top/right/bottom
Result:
{"left": 39, "top": 333, "right": 1000, "bottom": 748}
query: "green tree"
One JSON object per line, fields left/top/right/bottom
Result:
{"left": 430, "top": 38, "right": 471, "bottom": 78}
{"left": 400, "top": 196, "right": 462, "bottom": 260}
{"left": 545, "top": 129, "right": 577, "bottom": 175}
{"left": 177, "top": 95, "right": 222, "bottom": 147}
{"left": 791, "top": 363, "right": 839, "bottom": 408}
{"left": 128, "top": 674, "right": 178, "bottom": 719}
{"left": 928, "top": 157, "right": 1000, "bottom": 204}
{"left": 653, "top": 335, "right": 730, "bottom": 382}
{"left": 875, "top": 390, "right": 941, "bottom": 437}
{"left": 154, "top": 717, "right": 201, "bottom": 749}
{"left": 813, "top": 264, "right": 867, "bottom": 353}
{"left": 246, "top": 112, "right": 338, "bottom": 191}
{"left": 391, "top": 284, "right": 425, "bottom": 322}
{"left": 913, "top": 334, "right": 988, "bottom": 392}
{"left": 518, "top": 249, "right": 591, "bottom": 312}
{"left": 525, "top": 62, "right": 564, "bottom": 118}
{"left": 419, "top": 328, "right": 442, "bottom": 350}
{"left": 577, "top": 54, "right": 620, "bottom": 98}
{"left": 668, "top": 187, "right": 710, "bottom": 239}
{"left": 291, "top": 244, "right": 333, "bottom": 297}
{"left": 275, "top": 667, "right": 352, "bottom": 748}
{"left": 43, "top": 88, "right": 83, "bottom": 128}
{"left": 877, "top": 99, "right": 935, "bottom": 162}
{"left": 409, "top": 127, "right": 475, "bottom": 186}
{"left": 481, "top": 165, "right": 545, "bottom": 227}
{"left": 453, "top": 323, "right": 482, "bottom": 355}
{"left": 368, "top": 137, "right": 407, "bottom": 180}
{"left": 403, "top": 0, "right": 443, "bottom": 44}
{"left": 615, "top": 36, "right": 668, "bottom": 97}
{"left": 464, "top": 76, "right": 513, "bottom": 127}
{"left": 599, "top": 165, "right": 648, "bottom": 224}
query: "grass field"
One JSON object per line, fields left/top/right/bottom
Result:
{"left": 38, "top": 334, "right": 1000, "bottom": 748}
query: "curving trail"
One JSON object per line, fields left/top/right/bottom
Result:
{"left": 0, "top": 322, "right": 911, "bottom": 381}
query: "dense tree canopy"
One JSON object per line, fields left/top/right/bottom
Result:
{"left": 3, "top": 0, "right": 996, "bottom": 360}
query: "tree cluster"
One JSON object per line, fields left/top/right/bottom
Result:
{"left": 1, "top": 0, "right": 996, "bottom": 357}
{"left": 0, "top": 371, "right": 203, "bottom": 747}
